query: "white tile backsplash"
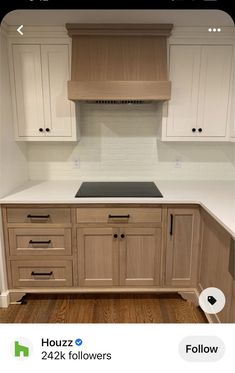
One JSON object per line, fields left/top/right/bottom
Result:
{"left": 27, "top": 103, "right": 235, "bottom": 181}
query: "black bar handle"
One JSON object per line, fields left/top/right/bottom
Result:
{"left": 170, "top": 214, "right": 174, "bottom": 235}
{"left": 31, "top": 271, "right": 53, "bottom": 276}
{"left": 29, "top": 240, "right": 51, "bottom": 245}
{"left": 109, "top": 214, "right": 130, "bottom": 219}
{"left": 27, "top": 214, "right": 50, "bottom": 219}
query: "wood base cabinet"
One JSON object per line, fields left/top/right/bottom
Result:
{"left": 2, "top": 203, "right": 234, "bottom": 323}
{"left": 199, "top": 211, "right": 234, "bottom": 323}
{"left": 78, "top": 226, "right": 162, "bottom": 287}
{"left": 165, "top": 207, "right": 200, "bottom": 287}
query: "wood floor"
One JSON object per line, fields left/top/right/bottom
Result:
{"left": 0, "top": 293, "right": 207, "bottom": 323}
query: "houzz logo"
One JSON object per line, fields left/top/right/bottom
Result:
{"left": 15, "top": 341, "right": 29, "bottom": 357}
{"left": 11, "top": 338, "right": 32, "bottom": 359}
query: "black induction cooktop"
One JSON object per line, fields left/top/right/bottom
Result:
{"left": 75, "top": 182, "right": 163, "bottom": 198}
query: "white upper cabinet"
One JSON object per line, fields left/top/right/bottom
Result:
{"left": 163, "top": 44, "right": 233, "bottom": 141}
{"left": 12, "top": 45, "right": 44, "bottom": 137}
{"left": 197, "top": 46, "right": 232, "bottom": 137}
{"left": 166, "top": 45, "right": 201, "bottom": 138}
{"left": 11, "top": 44, "right": 77, "bottom": 141}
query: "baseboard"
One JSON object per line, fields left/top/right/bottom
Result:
{"left": 0, "top": 291, "right": 10, "bottom": 308}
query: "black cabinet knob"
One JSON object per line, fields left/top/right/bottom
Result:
{"left": 121, "top": 234, "right": 125, "bottom": 239}
{"left": 45, "top": 128, "right": 50, "bottom": 132}
{"left": 198, "top": 128, "right": 202, "bottom": 133}
{"left": 39, "top": 128, "right": 44, "bottom": 132}
{"left": 113, "top": 234, "right": 118, "bottom": 239}
{"left": 192, "top": 128, "right": 196, "bottom": 133}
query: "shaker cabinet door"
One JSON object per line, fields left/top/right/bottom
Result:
{"left": 165, "top": 208, "right": 200, "bottom": 287}
{"left": 41, "top": 45, "right": 76, "bottom": 138}
{"left": 166, "top": 45, "right": 201, "bottom": 137}
{"left": 197, "top": 45, "right": 232, "bottom": 137}
{"left": 119, "top": 227, "right": 161, "bottom": 286}
{"left": 77, "top": 227, "right": 119, "bottom": 287}
{"left": 12, "top": 44, "right": 44, "bottom": 137}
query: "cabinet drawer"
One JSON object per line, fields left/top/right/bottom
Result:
{"left": 76, "top": 207, "right": 162, "bottom": 224}
{"left": 8, "top": 228, "right": 72, "bottom": 256}
{"left": 11, "top": 260, "right": 73, "bottom": 288}
{"left": 6, "top": 207, "right": 71, "bottom": 224}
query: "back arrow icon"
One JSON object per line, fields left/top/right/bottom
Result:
{"left": 17, "top": 25, "right": 24, "bottom": 35}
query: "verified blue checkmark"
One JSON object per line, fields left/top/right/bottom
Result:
{"left": 75, "top": 338, "right": 83, "bottom": 346}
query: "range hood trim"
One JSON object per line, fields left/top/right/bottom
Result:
{"left": 68, "top": 80, "right": 171, "bottom": 101}
{"left": 66, "top": 23, "right": 173, "bottom": 37}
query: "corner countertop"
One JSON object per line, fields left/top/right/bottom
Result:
{"left": 0, "top": 180, "right": 234, "bottom": 238}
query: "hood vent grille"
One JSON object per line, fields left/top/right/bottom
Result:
{"left": 85, "top": 100, "right": 153, "bottom": 105}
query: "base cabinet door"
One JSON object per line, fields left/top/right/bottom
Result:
{"left": 165, "top": 208, "right": 200, "bottom": 287}
{"left": 199, "top": 212, "right": 233, "bottom": 322}
{"left": 119, "top": 227, "right": 161, "bottom": 286}
{"left": 78, "top": 227, "right": 119, "bottom": 287}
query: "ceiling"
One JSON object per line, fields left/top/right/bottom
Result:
{"left": 3, "top": 9, "right": 234, "bottom": 27}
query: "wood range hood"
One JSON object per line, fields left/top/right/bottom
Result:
{"left": 66, "top": 24, "right": 173, "bottom": 102}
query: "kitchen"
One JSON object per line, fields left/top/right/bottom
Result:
{"left": 0, "top": 9, "right": 234, "bottom": 323}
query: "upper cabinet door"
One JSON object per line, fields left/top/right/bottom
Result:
{"left": 12, "top": 45, "right": 44, "bottom": 137}
{"left": 41, "top": 45, "right": 76, "bottom": 138}
{"left": 166, "top": 45, "right": 201, "bottom": 137}
{"left": 197, "top": 45, "right": 232, "bottom": 137}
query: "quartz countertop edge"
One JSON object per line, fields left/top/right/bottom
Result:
{"left": 0, "top": 180, "right": 234, "bottom": 238}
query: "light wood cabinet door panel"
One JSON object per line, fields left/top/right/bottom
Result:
{"left": 8, "top": 228, "right": 72, "bottom": 256}
{"left": 11, "top": 260, "right": 73, "bottom": 288}
{"left": 165, "top": 208, "right": 200, "bottom": 287}
{"left": 119, "top": 227, "right": 161, "bottom": 286}
{"left": 78, "top": 227, "right": 119, "bottom": 287}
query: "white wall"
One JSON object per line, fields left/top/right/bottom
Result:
{"left": 0, "top": 26, "right": 28, "bottom": 298}
{"left": 27, "top": 103, "right": 235, "bottom": 181}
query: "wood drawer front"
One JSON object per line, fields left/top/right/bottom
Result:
{"left": 8, "top": 228, "right": 72, "bottom": 256}
{"left": 7, "top": 208, "right": 71, "bottom": 224}
{"left": 11, "top": 260, "right": 73, "bottom": 288}
{"left": 76, "top": 207, "right": 162, "bottom": 224}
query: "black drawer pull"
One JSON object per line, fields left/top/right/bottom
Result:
{"left": 29, "top": 240, "right": 51, "bottom": 245}
{"left": 121, "top": 234, "right": 125, "bottom": 239}
{"left": 27, "top": 214, "right": 50, "bottom": 219}
{"left": 108, "top": 214, "right": 130, "bottom": 219}
{"left": 31, "top": 271, "right": 53, "bottom": 276}
{"left": 170, "top": 214, "right": 174, "bottom": 235}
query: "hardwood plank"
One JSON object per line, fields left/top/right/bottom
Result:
{"left": 0, "top": 294, "right": 207, "bottom": 323}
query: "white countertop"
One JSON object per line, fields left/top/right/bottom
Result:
{"left": 0, "top": 180, "right": 235, "bottom": 238}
